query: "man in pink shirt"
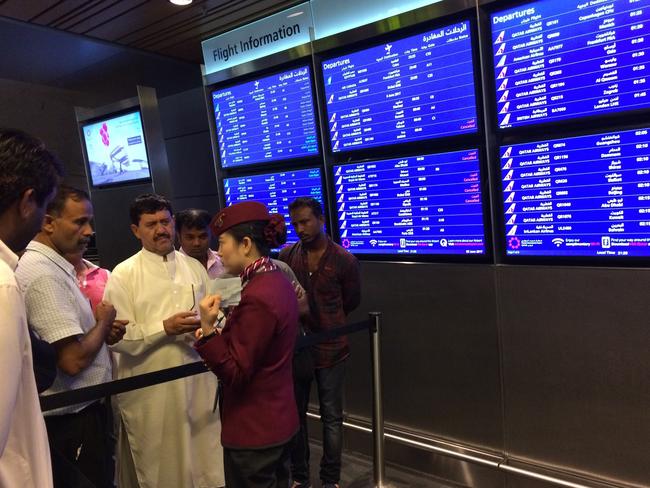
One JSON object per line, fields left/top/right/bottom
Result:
{"left": 175, "top": 208, "right": 225, "bottom": 279}
{"left": 66, "top": 249, "right": 110, "bottom": 313}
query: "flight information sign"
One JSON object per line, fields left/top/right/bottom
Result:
{"left": 321, "top": 20, "right": 478, "bottom": 153}
{"left": 501, "top": 127, "right": 650, "bottom": 257}
{"left": 211, "top": 66, "right": 319, "bottom": 168}
{"left": 223, "top": 167, "right": 324, "bottom": 247}
{"left": 491, "top": 0, "right": 650, "bottom": 129}
{"left": 333, "top": 149, "right": 486, "bottom": 255}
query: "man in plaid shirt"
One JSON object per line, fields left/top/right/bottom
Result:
{"left": 279, "top": 197, "right": 361, "bottom": 488}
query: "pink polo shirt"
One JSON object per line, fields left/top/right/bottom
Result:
{"left": 77, "top": 259, "right": 110, "bottom": 312}
{"left": 179, "top": 247, "right": 225, "bottom": 279}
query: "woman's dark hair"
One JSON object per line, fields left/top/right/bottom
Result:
{"left": 227, "top": 218, "right": 286, "bottom": 257}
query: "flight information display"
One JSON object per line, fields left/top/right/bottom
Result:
{"left": 333, "top": 149, "right": 486, "bottom": 255}
{"left": 501, "top": 127, "right": 650, "bottom": 257}
{"left": 321, "top": 20, "right": 478, "bottom": 153}
{"left": 491, "top": 0, "right": 650, "bottom": 129}
{"left": 211, "top": 66, "right": 319, "bottom": 168}
{"left": 223, "top": 167, "right": 324, "bottom": 248}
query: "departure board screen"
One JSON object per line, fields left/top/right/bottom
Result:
{"left": 491, "top": 0, "right": 650, "bottom": 129}
{"left": 321, "top": 20, "right": 478, "bottom": 153}
{"left": 501, "top": 127, "right": 650, "bottom": 257}
{"left": 223, "top": 168, "right": 324, "bottom": 247}
{"left": 211, "top": 66, "right": 319, "bottom": 168}
{"left": 334, "top": 149, "right": 486, "bottom": 255}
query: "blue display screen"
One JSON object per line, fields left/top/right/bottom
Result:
{"left": 82, "top": 111, "right": 150, "bottom": 187}
{"left": 211, "top": 66, "right": 320, "bottom": 168}
{"left": 333, "top": 149, "right": 486, "bottom": 255}
{"left": 501, "top": 127, "right": 650, "bottom": 257}
{"left": 321, "top": 20, "right": 478, "bottom": 153}
{"left": 491, "top": 0, "right": 650, "bottom": 129}
{"left": 223, "top": 168, "right": 325, "bottom": 248}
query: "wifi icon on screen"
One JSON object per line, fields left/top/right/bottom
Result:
{"left": 552, "top": 238, "right": 564, "bottom": 247}
{"left": 370, "top": 239, "right": 378, "bottom": 247}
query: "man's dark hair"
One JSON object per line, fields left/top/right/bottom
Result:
{"left": 288, "top": 197, "right": 323, "bottom": 218}
{"left": 0, "top": 128, "right": 64, "bottom": 215}
{"left": 47, "top": 185, "right": 90, "bottom": 216}
{"left": 175, "top": 209, "right": 211, "bottom": 234}
{"left": 129, "top": 194, "right": 173, "bottom": 225}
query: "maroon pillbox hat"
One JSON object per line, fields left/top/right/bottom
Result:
{"left": 210, "top": 201, "right": 272, "bottom": 237}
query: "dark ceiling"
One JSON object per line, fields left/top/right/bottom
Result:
{"left": 0, "top": 0, "right": 300, "bottom": 64}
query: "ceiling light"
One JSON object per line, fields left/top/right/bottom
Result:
{"left": 170, "top": 0, "right": 193, "bottom": 5}
{"left": 287, "top": 11, "right": 304, "bottom": 18}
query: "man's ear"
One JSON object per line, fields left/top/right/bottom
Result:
{"left": 130, "top": 224, "right": 140, "bottom": 240}
{"left": 17, "top": 188, "right": 37, "bottom": 220}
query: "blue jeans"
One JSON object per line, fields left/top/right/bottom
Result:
{"left": 291, "top": 359, "right": 346, "bottom": 485}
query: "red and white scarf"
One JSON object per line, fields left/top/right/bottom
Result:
{"left": 240, "top": 256, "right": 277, "bottom": 287}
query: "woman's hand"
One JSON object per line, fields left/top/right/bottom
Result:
{"left": 199, "top": 294, "right": 222, "bottom": 337}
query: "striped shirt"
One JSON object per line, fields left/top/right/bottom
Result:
{"left": 16, "top": 241, "right": 112, "bottom": 415}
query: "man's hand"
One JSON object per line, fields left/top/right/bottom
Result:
{"left": 95, "top": 301, "right": 117, "bottom": 328}
{"left": 163, "top": 312, "right": 201, "bottom": 336}
{"left": 106, "top": 320, "right": 129, "bottom": 345}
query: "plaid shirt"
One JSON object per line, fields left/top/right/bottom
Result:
{"left": 279, "top": 237, "right": 361, "bottom": 368}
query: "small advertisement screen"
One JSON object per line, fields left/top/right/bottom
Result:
{"left": 82, "top": 111, "right": 150, "bottom": 187}
{"left": 333, "top": 149, "right": 486, "bottom": 255}
{"left": 501, "top": 127, "right": 650, "bottom": 257}
{"left": 491, "top": 0, "right": 650, "bottom": 129}
{"left": 223, "top": 167, "right": 325, "bottom": 249}
{"left": 211, "top": 66, "right": 320, "bottom": 168}
{"left": 321, "top": 20, "right": 478, "bottom": 153}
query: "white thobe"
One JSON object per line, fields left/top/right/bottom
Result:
{"left": 104, "top": 249, "right": 223, "bottom": 488}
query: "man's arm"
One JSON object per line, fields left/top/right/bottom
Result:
{"left": 0, "top": 284, "right": 25, "bottom": 455}
{"left": 53, "top": 301, "right": 115, "bottom": 376}
{"left": 341, "top": 254, "right": 361, "bottom": 315}
{"left": 104, "top": 272, "right": 199, "bottom": 356}
{"left": 24, "top": 275, "right": 114, "bottom": 376}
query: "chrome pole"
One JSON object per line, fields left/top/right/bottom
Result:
{"left": 369, "top": 312, "right": 386, "bottom": 487}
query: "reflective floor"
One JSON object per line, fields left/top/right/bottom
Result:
{"left": 308, "top": 442, "right": 457, "bottom": 488}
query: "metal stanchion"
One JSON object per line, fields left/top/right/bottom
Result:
{"left": 369, "top": 311, "right": 393, "bottom": 488}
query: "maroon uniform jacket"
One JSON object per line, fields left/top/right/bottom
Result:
{"left": 195, "top": 269, "right": 299, "bottom": 449}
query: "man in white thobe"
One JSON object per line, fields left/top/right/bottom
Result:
{"left": 104, "top": 194, "right": 223, "bottom": 488}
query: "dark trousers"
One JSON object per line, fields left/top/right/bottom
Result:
{"left": 224, "top": 442, "right": 291, "bottom": 488}
{"left": 45, "top": 401, "right": 113, "bottom": 488}
{"left": 291, "top": 359, "right": 346, "bottom": 485}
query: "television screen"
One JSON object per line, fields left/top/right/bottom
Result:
{"left": 491, "top": 0, "right": 650, "bottom": 129}
{"left": 211, "top": 66, "right": 320, "bottom": 168}
{"left": 223, "top": 167, "right": 325, "bottom": 248}
{"left": 82, "top": 111, "right": 151, "bottom": 187}
{"left": 333, "top": 149, "right": 486, "bottom": 255}
{"left": 501, "top": 127, "right": 650, "bottom": 257}
{"left": 321, "top": 20, "right": 478, "bottom": 153}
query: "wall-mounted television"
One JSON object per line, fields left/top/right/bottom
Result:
{"left": 211, "top": 66, "right": 320, "bottom": 169}
{"left": 333, "top": 149, "right": 486, "bottom": 255}
{"left": 81, "top": 110, "right": 151, "bottom": 188}
{"left": 223, "top": 167, "right": 325, "bottom": 248}
{"left": 501, "top": 127, "right": 650, "bottom": 257}
{"left": 491, "top": 0, "right": 650, "bottom": 130}
{"left": 321, "top": 19, "right": 478, "bottom": 154}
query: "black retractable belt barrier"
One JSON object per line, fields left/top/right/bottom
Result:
{"left": 40, "top": 318, "right": 372, "bottom": 412}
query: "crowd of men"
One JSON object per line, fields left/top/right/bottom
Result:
{"left": 0, "top": 128, "right": 361, "bottom": 488}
